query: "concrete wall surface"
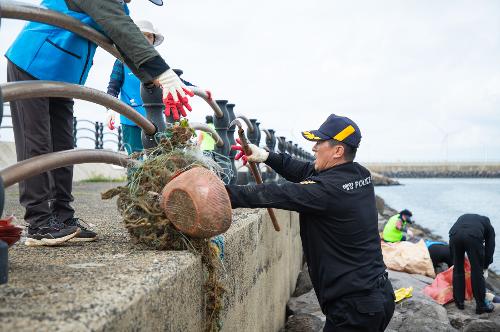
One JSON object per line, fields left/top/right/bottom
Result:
{"left": 0, "top": 182, "right": 302, "bottom": 332}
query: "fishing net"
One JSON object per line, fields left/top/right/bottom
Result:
{"left": 101, "top": 120, "right": 227, "bottom": 331}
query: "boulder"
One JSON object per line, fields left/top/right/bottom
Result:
{"left": 292, "top": 264, "right": 313, "bottom": 297}
{"left": 463, "top": 319, "right": 500, "bottom": 332}
{"left": 281, "top": 313, "right": 325, "bottom": 332}
{"left": 287, "top": 289, "right": 321, "bottom": 316}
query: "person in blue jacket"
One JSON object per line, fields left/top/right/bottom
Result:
{"left": 105, "top": 20, "right": 195, "bottom": 155}
{"left": 105, "top": 19, "right": 164, "bottom": 155}
{"left": 5, "top": 0, "right": 194, "bottom": 246}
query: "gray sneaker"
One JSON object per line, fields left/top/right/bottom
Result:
{"left": 65, "top": 218, "right": 97, "bottom": 242}
{"left": 25, "top": 216, "right": 80, "bottom": 246}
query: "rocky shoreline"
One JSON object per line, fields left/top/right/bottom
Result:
{"left": 281, "top": 195, "right": 500, "bottom": 331}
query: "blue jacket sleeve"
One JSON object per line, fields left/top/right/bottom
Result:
{"left": 265, "top": 151, "right": 315, "bottom": 183}
{"left": 106, "top": 60, "right": 124, "bottom": 98}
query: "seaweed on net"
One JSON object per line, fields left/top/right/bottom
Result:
{"left": 101, "top": 121, "right": 226, "bottom": 331}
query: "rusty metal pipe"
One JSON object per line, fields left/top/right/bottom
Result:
{"left": 234, "top": 113, "right": 254, "bottom": 132}
{"left": 189, "top": 87, "right": 223, "bottom": 118}
{"left": 0, "top": 149, "right": 137, "bottom": 188}
{"left": 190, "top": 122, "right": 224, "bottom": 147}
{"left": 0, "top": 1, "right": 122, "bottom": 60}
{"left": 1, "top": 81, "right": 156, "bottom": 135}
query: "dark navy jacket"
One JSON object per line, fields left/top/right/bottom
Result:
{"left": 449, "top": 214, "right": 496, "bottom": 269}
{"left": 226, "top": 152, "right": 387, "bottom": 311}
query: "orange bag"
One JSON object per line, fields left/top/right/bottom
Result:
{"left": 423, "top": 259, "right": 473, "bottom": 305}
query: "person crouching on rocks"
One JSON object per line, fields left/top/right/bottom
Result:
{"left": 449, "top": 213, "right": 495, "bottom": 314}
{"left": 382, "top": 209, "right": 414, "bottom": 243}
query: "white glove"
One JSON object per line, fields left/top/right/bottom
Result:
{"left": 484, "top": 269, "right": 489, "bottom": 279}
{"left": 407, "top": 229, "right": 414, "bottom": 239}
{"left": 106, "top": 109, "right": 117, "bottom": 130}
{"left": 247, "top": 144, "right": 269, "bottom": 163}
{"left": 233, "top": 141, "right": 269, "bottom": 165}
{"left": 157, "top": 69, "right": 194, "bottom": 120}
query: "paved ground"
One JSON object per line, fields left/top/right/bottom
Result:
{"left": 0, "top": 182, "right": 202, "bottom": 331}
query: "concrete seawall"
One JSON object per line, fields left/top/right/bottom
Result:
{"left": 0, "top": 183, "right": 303, "bottom": 331}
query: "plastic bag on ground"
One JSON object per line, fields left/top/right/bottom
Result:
{"left": 381, "top": 239, "right": 436, "bottom": 278}
{"left": 423, "top": 259, "right": 473, "bottom": 305}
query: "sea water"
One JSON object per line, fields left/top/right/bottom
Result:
{"left": 375, "top": 178, "right": 500, "bottom": 272}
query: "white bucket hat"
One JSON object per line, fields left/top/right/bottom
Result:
{"left": 135, "top": 19, "right": 164, "bottom": 47}
{"left": 148, "top": 0, "right": 163, "bottom": 6}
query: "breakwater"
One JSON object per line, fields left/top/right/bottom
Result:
{"left": 366, "top": 162, "right": 500, "bottom": 178}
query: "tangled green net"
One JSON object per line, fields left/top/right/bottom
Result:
{"left": 102, "top": 120, "right": 226, "bottom": 331}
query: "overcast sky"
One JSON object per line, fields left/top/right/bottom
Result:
{"left": 2, "top": 0, "right": 500, "bottom": 162}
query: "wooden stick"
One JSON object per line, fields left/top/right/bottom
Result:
{"left": 237, "top": 126, "right": 280, "bottom": 232}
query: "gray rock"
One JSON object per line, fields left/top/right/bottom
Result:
{"left": 463, "top": 319, "right": 500, "bottom": 332}
{"left": 400, "top": 316, "right": 457, "bottom": 331}
{"left": 282, "top": 313, "right": 325, "bottom": 332}
{"left": 287, "top": 289, "right": 321, "bottom": 315}
{"left": 292, "top": 264, "right": 313, "bottom": 297}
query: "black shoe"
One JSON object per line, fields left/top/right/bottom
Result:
{"left": 64, "top": 218, "right": 97, "bottom": 242}
{"left": 25, "top": 216, "right": 80, "bottom": 246}
{"left": 455, "top": 302, "right": 465, "bottom": 310}
{"left": 476, "top": 301, "right": 495, "bottom": 314}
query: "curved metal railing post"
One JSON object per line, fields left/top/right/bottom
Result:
{"left": 140, "top": 84, "right": 165, "bottom": 149}
{"left": 1, "top": 81, "right": 157, "bottom": 136}
{"left": 225, "top": 103, "right": 238, "bottom": 184}
{"left": 256, "top": 121, "right": 262, "bottom": 146}
{"left": 0, "top": 149, "right": 138, "bottom": 188}
{"left": 265, "top": 129, "right": 277, "bottom": 152}
{"left": 293, "top": 143, "right": 299, "bottom": 158}
{"left": 247, "top": 119, "right": 259, "bottom": 145}
{"left": 72, "top": 116, "right": 78, "bottom": 147}
{"left": 117, "top": 126, "right": 124, "bottom": 151}
{"left": 1, "top": 2, "right": 122, "bottom": 61}
{"left": 278, "top": 136, "right": 286, "bottom": 154}
{"left": 287, "top": 140, "right": 293, "bottom": 155}
{"left": 213, "top": 100, "right": 229, "bottom": 156}
{"left": 94, "top": 122, "right": 100, "bottom": 149}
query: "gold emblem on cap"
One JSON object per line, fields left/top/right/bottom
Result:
{"left": 333, "top": 125, "right": 355, "bottom": 141}
{"left": 303, "top": 131, "right": 321, "bottom": 140}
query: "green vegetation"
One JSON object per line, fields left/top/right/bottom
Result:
{"left": 80, "top": 173, "right": 127, "bottom": 183}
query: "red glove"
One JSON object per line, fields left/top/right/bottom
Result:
{"left": 163, "top": 88, "right": 195, "bottom": 121}
{"left": 231, "top": 138, "right": 248, "bottom": 165}
{"left": 231, "top": 138, "right": 270, "bottom": 166}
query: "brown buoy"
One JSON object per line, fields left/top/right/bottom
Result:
{"left": 161, "top": 167, "right": 232, "bottom": 238}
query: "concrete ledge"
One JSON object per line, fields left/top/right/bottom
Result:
{"left": 0, "top": 183, "right": 302, "bottom": 331}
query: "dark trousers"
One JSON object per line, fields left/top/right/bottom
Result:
{"left": 7, "top": 61, "right": 75, "bottom": 228}
{"left": 428, "top": 244, "right": 452, "bottom": 268}
{"left": 324, "top": 274, "right": 395, "bottom": 332}
{"left": 450, "top": 231, "right": 486, "bottom": 306}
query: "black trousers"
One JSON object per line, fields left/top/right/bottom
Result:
{"left": 7, "top": 61, "right": 75, "bottom": 229}
{"left": 450, "top": 231, "right": 485, "bottom": 306}
{"left": 428, "top": 244, "right": 452, "bottom": 268}
{"left": 324, "top": 274, "right": 395, "bottom": 332}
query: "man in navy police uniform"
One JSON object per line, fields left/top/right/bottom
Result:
{"left": 227, "top": 114, "right": 395, "bottom": 331}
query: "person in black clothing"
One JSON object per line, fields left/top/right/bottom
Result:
{"left": 449, "top": 214, "right": 496, "bottom": 314}
{"left": 227, "top": 114, "right": 395, "bottom": 331}
{"left": 427, "top": 243, "right": 453, "bottom": 268}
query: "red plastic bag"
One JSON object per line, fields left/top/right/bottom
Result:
{"left": 423, "top": 259, "right": 473, "bottom": 305}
